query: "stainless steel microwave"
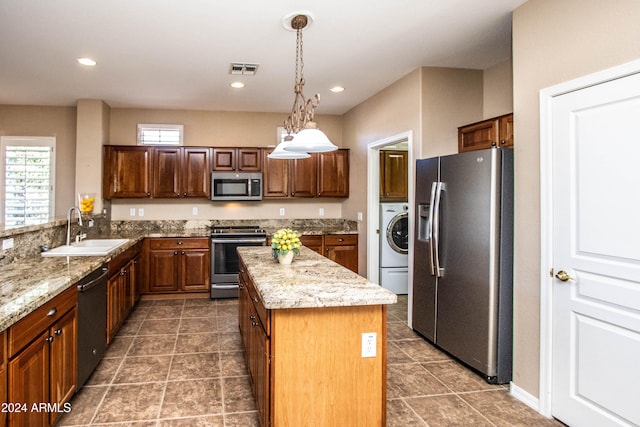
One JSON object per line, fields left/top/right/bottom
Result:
{"left": 210, "top": 172, "right": 262, "bottom": 201}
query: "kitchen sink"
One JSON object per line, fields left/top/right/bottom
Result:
{"left": 41, "top": 239, "right": 129, "bottom": 257}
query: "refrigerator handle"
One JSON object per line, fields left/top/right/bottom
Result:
{"left": 433, "top": 182, "right": 444, "bottom": 277}
{"left": 428, "top": 182, "right": 437, "bottom": 276}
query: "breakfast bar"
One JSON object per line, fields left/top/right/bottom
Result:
{"left": 237, "top": 246, "right": 397, "bottom": 427}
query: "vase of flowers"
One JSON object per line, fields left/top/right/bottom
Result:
{"left": 271, "top": 228, "right": 301, "bottom": 265}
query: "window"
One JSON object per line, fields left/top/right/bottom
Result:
{"left": 137, "top": 124, "right": 183, "bottom": 145}
{"left": 0, "top": 136, "right": 56, "bottom": 227}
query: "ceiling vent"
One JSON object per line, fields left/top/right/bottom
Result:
{"left": 230, "top": 63, "right": 259, "bottom": 75}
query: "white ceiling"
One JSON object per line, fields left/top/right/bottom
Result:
{"left": 0, "top": 0, "right": 527, "bottom": 115}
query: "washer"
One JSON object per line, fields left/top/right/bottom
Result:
{"left": 380, "top": 203, "right": 409, "bottom": 294}
{"left": 380, "top": 203, "right": 409, "bottom": 267}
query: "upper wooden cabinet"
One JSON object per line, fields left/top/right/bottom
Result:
{"left": 104, "top": 145, "right": 210, "bottom": 199}
{"left": 212, "top": 148, "right": 261, "bottom": 171}
{"left": 103, "top": 146, "right": 152, "bottom": 198}
{"left": 262, "top": 149, "right": 349, "bottom": 198}
{"left": 318, "top": 149, "right": 349, "bottom": 197}
{"left": 380, "top": 150, "right": 408, "bottom": 201}
{"left": 458, "top": 113, "right": 514, "bottom": 152}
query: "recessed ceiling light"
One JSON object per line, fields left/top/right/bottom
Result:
{"left": 230, "top": 82, "right": 245, "bottom": 89}
{"left": 77, "top": 57, "right": 96, "bottom": 66}
{"left": 330, "top": 86, "right": 345, "bottom": 93}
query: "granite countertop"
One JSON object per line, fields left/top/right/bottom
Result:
{"left": 0, "top": 230, "right": 214, "bottom": 332}
{"left": 237, "top": 246, "right": 397, "bottom": 309}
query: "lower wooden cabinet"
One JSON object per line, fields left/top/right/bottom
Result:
{"left": 146, "top": 238, "right": 210, "bottom": 294}
{"left": 324, "top": 234, "right": 358, "bottom": 273}
{"left": 7, "top": 286, "right": 77, "bottom": 427}
{"left": 0, "top": 331, "right": 6, "bottom": 427}
{"left": 107, "top": 243, "right": 142, "bottom": 344}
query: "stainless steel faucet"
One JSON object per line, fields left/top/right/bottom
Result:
{"left": 66, "top": 207, "right": 84, "bottom": 246}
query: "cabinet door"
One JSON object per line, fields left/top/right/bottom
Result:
{"left": 498, "top": 113, "right": 514, "bottom": 147}
{"left": 132, "top": 254, "right": 142, "bottom": 305}
{"left": 238, "top": 277, "right": 251, "bottom": 355}
{"left": 106, "top": 274, "right": 121, "bottom": 344}
{"left": 212, "top": 148, "right": 236, "bottom": 171}
{"left": 180, "top": 249, "right": 210, "bottom": 292}
{"left": 49, "top": 309, "right": 77, "bottom": 425}
{"left": 238, "top": 148, "right": 262, "bottom": 171}
{"left": 103, "top": 146, "right": 152, "bottom": 198}
{"left": 148, "top": 250, "right": 180, "bottom": 293}
{"left": 318, "top": 149, "right": 349, "bottom": 197}
{"left": 183, "top": 147, "right": 211, "bottom": 197}
{"left": 8, "top": 330, "right": 50, "bottom": 427}
{"left": 152, "top": 147, "right": 181, "bottom": 198}
{"left": 458, "top": 118, "right": 500, "bottom": 152}
{"left": 380, "top": 150, "right": 408, "bottom": 201}
{"left": 262, "top": 149, "right": 290, "bottom": 197}
{"left": 253, "top": 323, "right": 270, "bottom": 427}
{"left": 290, "top": 154, "right": 317, "bottom": 197}
{"left": 324, "top": 235, "right": 358, "bottom": 273}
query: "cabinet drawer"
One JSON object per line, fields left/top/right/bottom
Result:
{"left": 8, "top": 286, "right": 77, "bottom": 358}
{"left": 149, "top": 238, "right": 208, "bottom": 250}
{"left": 324, "top": 234, "right": 358, "bottom": 246}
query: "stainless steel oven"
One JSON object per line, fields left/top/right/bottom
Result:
{"left": 210, "top": 225, "right": 267, "bottom": 298}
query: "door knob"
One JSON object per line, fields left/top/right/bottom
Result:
{"left": 554, "top": 270, "right": 574, "bottom": 282}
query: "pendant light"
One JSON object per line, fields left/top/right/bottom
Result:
{"left": 268, "top": 135, "right": 311, "bottom": 159}
{"left": 275, "top": 12, "right": 337, "bottom": 156}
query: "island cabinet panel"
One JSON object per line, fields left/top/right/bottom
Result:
{"left": 7, "top": 286, "right": 78, "bottom": 427}
{"left": 238, "top": 253, "right": 387, "bottom": 427}
{"left": 146, "top": 238, "right": 210, "bottom": 294}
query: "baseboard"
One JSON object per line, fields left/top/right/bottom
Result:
{"left": 510, "top": 382, "right": 541, "bottom": 412}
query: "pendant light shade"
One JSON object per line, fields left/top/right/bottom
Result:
{"left": 268, "top": 135, "right": 311, "bottom": 159}
{"left": 283, "top": 122, "right": 338, "bottom": 153}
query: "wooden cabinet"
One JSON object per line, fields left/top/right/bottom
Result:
{"left": 146, "top": 238, "right": 210, "bottom": 294}
{"left": 103, "top": 146, "right": 152, "bottom": 198}
{"left": 153, "top": 147, "right": 210, "bottom": 198}
{"left": 324, "top": 234, "right": 358, "bottom": 273}
{"left": 299, "top": 235, "right": 323, "bottom": 255}
{"left": 238, "top": 257, "right": 386, "bottom": 427}
{"left": 458, "top": 113, "right": 513, "bottom": 152}
{"left": 212, "top": 148, "right": 261, "bottom": 171}
{"left": 7, "top": 286, "right": 77, "bottom": 427}
{"left": 0, "top": 331, "right": 6, "bottom": 427}
{"left": 262, "top": 149, "right": 349, "bottom": 198}
{"left": 106, "top": 242, "right": 142, "bottom": 344}
{"left": 318, "top": 149, "right": 349, "bottom": 197}
{"left": 238, "top": 266, "right": 270, "bottom": 427}
{"left": 380, "top": 150, "right": 408, "bottom": 201}
{"left": 104, "top": 145, "right": 210, "bottom": 199}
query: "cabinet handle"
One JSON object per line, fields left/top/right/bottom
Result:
{"left": 252, "top": 296, "right": 259, "bottom": 303}
{"left": 45, "top": 336, "right": 54, "bottom": 343}
{"left": 181, "top": 251, "right": 185, "bottom": 255}
{"left": 177, "top": 241, "right": 184, "bottom": 245}
{"left": 120, "top": 269, "right": 127, "bottom": 276}
{"left": 500, "top": 139, "right": 506, "bottom": 145}
{"left": 250, "top": 314, "right": 256, "bottom": 320}
{"left": 491, "top": 141, "right": 497, "bottom": 146}
{"left": 338, "top": 238, "right": 344, "bottom": 242}
{"left": 47, "top": 307, "right": 57, "bottom": 317}
{"left": 183, "top": 192, "right": 187, "bottom": 196}
{"left": 174, "top": 251, "right": 178, "bottom": 256}
{"left": 251, "top": 321, "right": 258, "bottom": 327}
{"left": 146, "top": 192, "right": 151, "bottom": 196}
{"left": 54, "top": 328, "right": 62, "bottom": 336}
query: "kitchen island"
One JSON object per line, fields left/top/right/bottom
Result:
{"left": 237, "top": 246, "right": 397, "bottom": 427}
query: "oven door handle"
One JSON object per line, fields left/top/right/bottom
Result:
{"left": 210, "top": 238, "right": 267, "bottom": 244}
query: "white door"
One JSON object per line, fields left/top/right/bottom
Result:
{"left": 550, "top": 71, "right": 640, "bottom": 426}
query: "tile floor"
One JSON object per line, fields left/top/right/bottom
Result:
{"left": 58, "top": 296, "right": 565, "bottom": 426}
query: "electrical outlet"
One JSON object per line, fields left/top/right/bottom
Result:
{"left": 129, "top": 208, "right": 136, "bottom": 217}
{"left": 362, "top": 332, "right": 376, "bottom": 358}
{"left": 357, "top": 211, "right": 363, "bottom": 221}
{"left": 319, "top": 207, "right": 324, "bottom": 216}
{"left": 2, "top": 238, "right": 14, "bottom": 250}
{"left": 192, "top": 206, "right": 198, "bottom": 216}
{"left": 279, "top": 207, "right": 285, "bottom": 216}
{"left": 138, "top": 208, "right": 144, "bottom": 217}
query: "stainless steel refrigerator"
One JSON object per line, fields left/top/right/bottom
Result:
{"left": 412, "top": 147, "right": 513, "bottom": 384}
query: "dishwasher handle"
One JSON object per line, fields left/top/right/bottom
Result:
{"left": 77, "top": 267, "right": 108, "bottom": 292}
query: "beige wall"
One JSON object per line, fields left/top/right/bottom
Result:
{"left": 512, "top": 0, "right": 640, "bottom": 397}
{"left": 342, "top": 69, "right": 422, "bottom": 273}
{"left": 0, "top": 105, "right": 77, "bottom": 216}
{"left": 483, "top": 59, "right": 513, "bottom": 119}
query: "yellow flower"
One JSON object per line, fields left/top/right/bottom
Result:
{"left": 271, "top": 228, "right": 301, "bottom": 259}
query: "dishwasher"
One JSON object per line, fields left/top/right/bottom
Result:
{"left": 77, "top": 264, "right": 108, "bottom": 388}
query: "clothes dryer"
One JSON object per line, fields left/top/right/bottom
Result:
{"left": 380, "top": 203, "right": 409, "bottom": 294}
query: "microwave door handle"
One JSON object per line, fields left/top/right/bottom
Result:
{"left": 210, "top": 238, "right": 267, "bottom": 244}
{"left": 428, "top": 182, "right": 437, "bottom": 276}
